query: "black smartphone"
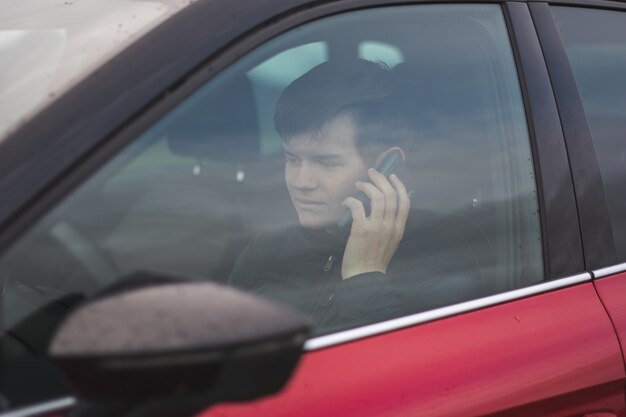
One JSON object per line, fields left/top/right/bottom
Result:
{"left": 337, "top": 149, "right": 406, "bottom": 234}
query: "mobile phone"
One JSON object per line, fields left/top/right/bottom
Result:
{"left": 337, "top": 149, "right": 405, "bottom": 234}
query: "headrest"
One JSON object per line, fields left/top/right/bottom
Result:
{"left": 167, "top": 75, "right": 260, "bottom": 162}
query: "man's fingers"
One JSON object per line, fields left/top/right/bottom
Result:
{"left": 368, "top": 168, "right": 398, "bottom": 223}
{"left": 355, "top": 181, "right": 385, "bottom": 220}
{"left": 342, "top": 196, "right": 367, "bottom": 224}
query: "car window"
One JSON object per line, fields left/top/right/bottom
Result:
{"left": 551, "top": 6, "right": 626, "bottom": 263}
{"left": 0, "top": 4, "right": 543, "bottom": 411}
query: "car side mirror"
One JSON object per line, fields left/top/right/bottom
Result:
{"left": 48, "top": 271, "right": 311, "bottom": 417}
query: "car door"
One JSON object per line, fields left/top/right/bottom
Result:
{"left": 0, "top": 1, "right": 624, "bottom": 417}
{"left": 541, "top": 2, "right": 626, "bottom": 374}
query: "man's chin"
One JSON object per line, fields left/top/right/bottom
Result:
{"left": 297, "top": 214, "right": 335, "bottom": 230}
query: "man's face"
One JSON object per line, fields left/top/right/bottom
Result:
{"left": 283, "top": 115, "right": 369, "bottom": 230}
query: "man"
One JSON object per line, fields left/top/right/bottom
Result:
{"left": 229, "top": 59, "right": 449, "bottom": 333}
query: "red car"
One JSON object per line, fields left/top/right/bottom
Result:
{"left": 1, "top": 0, "right": 626, "bottom": 416}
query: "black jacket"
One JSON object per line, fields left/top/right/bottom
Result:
{"left": 229, "top": 214, "right": 488, "bottom": 335}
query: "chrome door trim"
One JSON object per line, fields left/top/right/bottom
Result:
{"left": 593, "top": 262, "right": 626, "bottom": 279}
{"left": 305, "top": 273, "right": 591, "bottom": 351}
{"left": 1, "top": 398, "right": 75, "bottom": 417}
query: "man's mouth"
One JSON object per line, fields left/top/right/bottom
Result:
{"left": 294, "top": 198, "right": 324, "bottom": 209}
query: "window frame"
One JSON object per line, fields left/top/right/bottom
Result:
{"left": 530, "top": 2, "right": 623, "bottom": 272}
{"left": 506, "top": 1, "right": 583, "bottom": 279}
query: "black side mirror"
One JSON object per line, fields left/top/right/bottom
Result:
{"left": 48, "top": 272, "right": 310, "bottom": 417}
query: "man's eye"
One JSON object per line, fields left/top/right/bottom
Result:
{"left": 285, "top": 156, "right": 300, "bottom": 164}
{"left": 319, "top": 160, "right": 340, "bottom": 168}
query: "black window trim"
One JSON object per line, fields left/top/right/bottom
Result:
{"left": 529, "top": 2, "right": 618, "bottom": 271}
{"left": 532, "top": 0, "right": 626, "bottom": 11}
{"left": 504, "top": 1, "right": 584, "bottom": 279}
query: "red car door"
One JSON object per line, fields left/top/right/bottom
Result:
{"left": 595, "top": 271, "right": 626, "bottom": 367}
{"left": 205, "top": 278, "right": 625, "bottom": 417}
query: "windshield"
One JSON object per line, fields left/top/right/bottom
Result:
{"left": 0, "top": 0, "right": 191, "bottom": 143}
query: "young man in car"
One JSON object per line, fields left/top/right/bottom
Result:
{"left": 229, "top": 59, "right": 461, "bottom": 333}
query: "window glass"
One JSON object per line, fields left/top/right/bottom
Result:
{"left": 0, "top": 4, "right": 542, "bottom": 410}
{"left": 552, "top": 7, "right": 626, "bottom": 262}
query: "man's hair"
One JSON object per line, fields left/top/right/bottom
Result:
{"left": 274, "top": 59, "right": 398, "bottom": 152}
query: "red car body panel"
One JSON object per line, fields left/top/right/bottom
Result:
{"left": 203, "top": 283, "right": 625, "bottom": 417}
{"left": 595, "top": 272, "right": 626, "bottom": 365}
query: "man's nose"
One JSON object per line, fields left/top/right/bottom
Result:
{"left": 290, "top": 163, "right": 318, "bottom": 190}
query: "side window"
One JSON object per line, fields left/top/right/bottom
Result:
{"left": 552, "top": 7, "right": 626, "bottom": 262}
{"left": 0, "top": 4, "right": 542, "bottom": 410}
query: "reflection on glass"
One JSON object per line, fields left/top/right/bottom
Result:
{"left": 359, "top": 40, "right": 404, "bottom": 68}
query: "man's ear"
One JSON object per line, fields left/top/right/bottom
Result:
{"left": 375, "top": 146, "right": 406, "bottom": 167}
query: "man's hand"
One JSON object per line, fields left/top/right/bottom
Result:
{"left": 341, "top": 168, "right": 410, "bottom": 279}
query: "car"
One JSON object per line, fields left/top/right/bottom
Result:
{"left": 1, "top": 0, "right": 626, "bottom": 416}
